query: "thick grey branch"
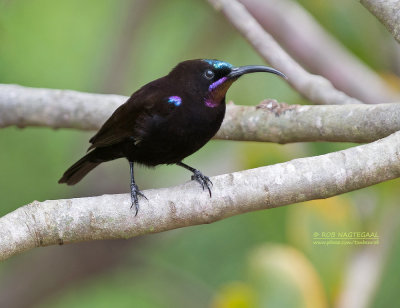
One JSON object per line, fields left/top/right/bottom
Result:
{"left": 0, "top": 84, "right": 125, "bottom": 131}
{"left": 1, "top": 84, "right": 400, "bottom": 143}
{"left": 218, "top": 100, "right": 400, "bottom": 143}
{"left": 208, "top": 0, "right": 364, "bottom": 105}
{"left": 361, "top": 0, "right": 400, "bottom": 44}
{"left": 2, "top": 129, "right": 400, "bottom": 261}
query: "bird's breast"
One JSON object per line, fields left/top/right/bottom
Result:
{"left": 177, "top": 99, "right": 226, "bottom": 138}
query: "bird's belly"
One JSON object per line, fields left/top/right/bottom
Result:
{"left": 131, "top": 128, "right": 213, "bottom": 166}
{"left": 128, "top": 107, "right": 225, "bottom": 166}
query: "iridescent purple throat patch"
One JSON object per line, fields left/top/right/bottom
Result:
{"left": 205, "top": 99, "right": 218, "bottom": 108}
{"left": 209, "top": 77, "right": 227, "bottom": 92}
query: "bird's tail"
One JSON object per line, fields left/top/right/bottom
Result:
{"left": 58, "top": 151, "right": 101, "bottom": 185}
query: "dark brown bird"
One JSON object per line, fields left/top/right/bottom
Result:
{"left": 59, "top": 59, "right": 286, "bottom": 215}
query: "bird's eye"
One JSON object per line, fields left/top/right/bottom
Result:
{"left": 204, "top": 70, "right": 214, "bottom": 80}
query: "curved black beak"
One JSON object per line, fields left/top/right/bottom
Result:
{"left": 227, "top": 65, "right": 287, "bottom": 80}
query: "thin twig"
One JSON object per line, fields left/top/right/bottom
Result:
{"left": 240, "top": 0, "right": 397, "bottom": 104}
{"left": 208, "top": 0, "right": 365, "bottom": 105}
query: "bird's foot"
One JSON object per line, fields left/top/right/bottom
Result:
{"left": 191, "top": 170, "right": 213, "bottom": 197}
{"left": 130, "top": 183, "right": 147, "bottom": 216}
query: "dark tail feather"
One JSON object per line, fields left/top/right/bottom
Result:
{"left": 58, "top": 152, "right": 101, "bottom": 185}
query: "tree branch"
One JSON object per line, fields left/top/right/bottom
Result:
{"left": 217, "top": 100, "right": 400, "bottom": 143}
{"left": 1, "top": 84, "right": 400, "bottom": 143}
{"left": 361, "top": 0, "right": 400, "bottom": 44}
{"left": 208, "top": 0, "right": 366, "bottom": 105}
{"left": 0, "top": 84, "right": 124, "bottom": 131}
{"left": 1, "top": 129, "right": 400, "bottom": 261}
{"left": 239, "top": 0, "right": 397, "bottom": 104}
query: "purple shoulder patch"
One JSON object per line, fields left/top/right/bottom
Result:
{"left": 168, "top": 96, "right": 182, "bottom": 106}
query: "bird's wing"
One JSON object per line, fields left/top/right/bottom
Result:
{"left": 87, "top": 102, "right": 132, "bottom": 150}
{"left": 88, "top": 81, "right": 176, "bottom": 150}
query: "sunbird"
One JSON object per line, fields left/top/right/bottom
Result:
{"left": 59, "top": 59, "right": 286, "bottom": 215}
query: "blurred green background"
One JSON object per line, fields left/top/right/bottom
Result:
{"left": 1, "top": 0, "right": 400, "bottom": 307}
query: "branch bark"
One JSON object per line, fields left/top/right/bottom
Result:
{"left": 2, "top": 84, "right": 400, "bottom": 144}
{"left": 208, "top": 0, "right": 365, "bottom": 105}
{"left": 361, "top": 0, "right": 400, "bottom": 44}
{"left": 1, "top": 129, "right": 400, "bottom": 261}
{"left": 217, "top": 100, "right": 400, "bottom": 143}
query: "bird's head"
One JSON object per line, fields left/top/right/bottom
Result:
{"left": 168, "top": 59, "right": 286, "bottom": 108}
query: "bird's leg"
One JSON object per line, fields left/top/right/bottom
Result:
{"left": 176, "top": 161, "right": 213, "bottom": 197}
{"left": 129, "top": 161, "right": 147, "bottom": 216}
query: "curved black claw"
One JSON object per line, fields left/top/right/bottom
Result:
{"left": 191, "top": 170, "right": 213, "bottom": 197}
{"left": 130, "top": 184, "right": 147, "bottom": 216}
